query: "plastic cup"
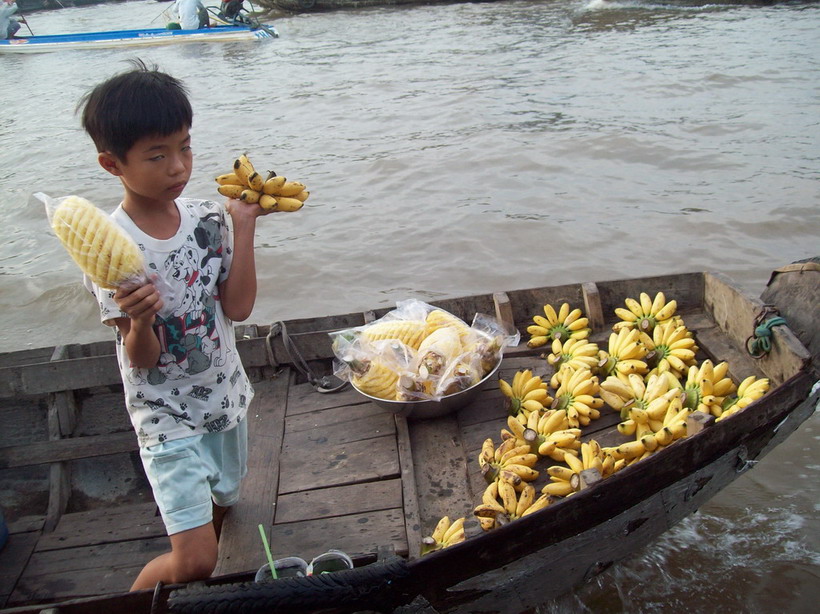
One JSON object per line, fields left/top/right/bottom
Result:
{"left": 255, "top": 556, "right": 308, "bottom": 582}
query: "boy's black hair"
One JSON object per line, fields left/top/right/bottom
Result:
{"left": 78, "top": 58, "right": 193, "bottom": 161}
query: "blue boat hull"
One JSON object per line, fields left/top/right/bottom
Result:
{"left": 0, "top": 24, "right": 277, "bottom": 52}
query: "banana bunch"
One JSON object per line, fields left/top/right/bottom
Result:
{"left": 349, "top": 358, "right": 399, "bottom": 400}
{"left": 601, "top": 371, "right": 680, "bottom": 422}
{"left": 420, "top": 516, "right": 466, "bottom": 555}
{"left": 478, "top": 437, "right": 540, "bottom": 484}
{"left": 546, "top": 337, "right": 600, "bottom": 388}
{"left": 498, "top": 369, "right": 552, "bottom": 418}
{"left": 549, "top": 366, "right": 604, "bottom": 428}
{"left": 681, "top": 359, "right": 737, "bottom": 416}
{"left": 215, "top": 153, "right": 308, "bottom": 212}
{"left": 638, "top": 321, "right": 698, "bottom": 378}
{"left": 716, "top": 376, "right": 770, "bottom": 421}
{"left": 500, "top": 410, "right": 570, "bottom": 455}
{"left": 526, "top": 303, "right": 590, "bottom": 348}
{"left": 595, "top": 328, "right": 649, "bottom": 380}
{"left": 51, "top": 195, "right": 144, "bottom": 290}
{"left": 536, "top": 426, "right": 582, "bottom": 462}
{"left": 640, "top": 397, "right": 691, "bottom": 449}
{"left": 612, "top": 291, "right": 678, "bottom": 333}
{"left": 360, "top": 319, "right": 429, "bottom": 350}
{"left": 473, "top": 478, "right": 550, "bottom": 531}
{"left": 542, "top": 439, "right": 620, "bottom": 497}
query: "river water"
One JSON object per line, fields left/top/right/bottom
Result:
{"left": 0, "top": 0, "right": 817, "bottom": 611}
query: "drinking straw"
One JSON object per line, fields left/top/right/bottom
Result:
{"left": 258, "top": 523, "right": 278, "bottom": 579}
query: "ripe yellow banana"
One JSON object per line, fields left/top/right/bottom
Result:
{"left": 217, "top": 184, "right": 245, "bottom": 199}
{"left": 262, "top": 175, "right": 287, "bottom": 195}
{"left": 233, "top": 154, "right": 256, "bottom": 186}
{"left": 215, "top": 173, "right": 241, "bottom": 186}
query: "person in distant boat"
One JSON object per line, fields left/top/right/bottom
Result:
{"left": 77, "top": 59, "right": 271, "bottom": 590}
{"left": 0, "top": 0, "right": 21, "bottom": 40}
{"left": 173, "top": 0, "right": 209, "bottom": 29}
{"left": 220, "top": 0, "right": 244, "bottom": 20}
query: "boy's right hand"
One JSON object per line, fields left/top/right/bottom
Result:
{"left": 114, "top": 282, "right": 163, "bottom": 325}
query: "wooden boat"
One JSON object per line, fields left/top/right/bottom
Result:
{"left": 0, "top": 22, "right": 277, "bottom": 53}
{"left": 0, "top": 263, "right": 817, "bottom": 613}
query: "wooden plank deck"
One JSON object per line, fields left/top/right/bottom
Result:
{"left": 0, "top": 292, "right": 783, "bottom": 609}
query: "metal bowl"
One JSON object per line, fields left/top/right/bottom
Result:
{"left": 352, "top": 359, "right": 501, "bottom": 420}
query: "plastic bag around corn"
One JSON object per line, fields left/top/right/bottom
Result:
{"left": 39, "top": 192, "right": 147, "bottom": 290}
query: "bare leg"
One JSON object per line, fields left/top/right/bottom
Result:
{"left": 212, "top": 502, "right": 229, "bottom": 542}
{"left": 130, "top": 522, "right": 218, "bottom": 591}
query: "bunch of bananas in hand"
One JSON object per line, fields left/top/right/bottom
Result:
{"left": 215, "top": 153, "right": 309, "bottom": 212}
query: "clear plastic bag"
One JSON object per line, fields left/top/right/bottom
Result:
{"left": 330, "top": 300, "right": 520, "bottom": 402}
{"left": 40, "top": 192, "right": 147, "bottom": 290}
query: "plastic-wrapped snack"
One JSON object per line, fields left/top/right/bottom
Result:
{"left": 416, "top": 327, "right": 463, "bottom": 379}
{"left": 463, "top": 313, "right": 521, "bottom": 377}
{"left": 42, "top": 193, "right": 145, "bottom": 290}
{"left": 435, "top": 351, "right": 483, "bottom": 397}
{"left": 425, "top": 308, "right": 473, "bottom": 344}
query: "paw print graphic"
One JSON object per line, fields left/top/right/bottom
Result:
{"left": 221, "top": 396, "right": 230, "bottom": 409}
{"left": 158, "top": 434, "right": 167, "bottom": 442}
{"left": 203, "top": 412, "right": 211, "bottom": 421}
{"left": 172, "top": 388, "right": 180, "bottom": 396}
{"left": 216, "top": 372, "right": 225, "bottom": 384}
{"left": 136, "top": 391, "right": 145, "bottom": 399}
{"left": 151, "top": 417, "right": 160, "bottom": 425}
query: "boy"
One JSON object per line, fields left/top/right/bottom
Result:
{"left": 78, "top": 59, "right": 265, "bottom": 590}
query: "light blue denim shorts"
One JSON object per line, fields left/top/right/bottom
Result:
{"left": 139, "top": 419, "right": 248, "bottom": 536}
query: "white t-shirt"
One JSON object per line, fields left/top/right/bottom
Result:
{"left": 85, "top": 198, "right": 254, "bottom": 448}
{"left": 175, "top": 0, "right": 205, "bottom": 29}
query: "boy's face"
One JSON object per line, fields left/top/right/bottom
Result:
{"left": 99, "top": 128, "right": 193, "bottom": 205}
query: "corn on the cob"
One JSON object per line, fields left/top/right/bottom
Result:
{"left": 51, "top": 196, "right": 144, "bottom": 289}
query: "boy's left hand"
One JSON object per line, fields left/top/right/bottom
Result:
{"left": 224, "top": 198, "right": 267, "bottom": 221}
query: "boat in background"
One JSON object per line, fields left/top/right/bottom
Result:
{"left": 0, "top": 22, "right": 275, "bottom": 51}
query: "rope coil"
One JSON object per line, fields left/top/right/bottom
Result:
{"left": 746, "top": 306, "right": 787, "bottom": 358}
{"left": 268, "top": 321, "right": 348, "bottom": 394}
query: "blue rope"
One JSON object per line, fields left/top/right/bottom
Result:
{"left": 746, "top": 316, "right": 787, "bottom": 357}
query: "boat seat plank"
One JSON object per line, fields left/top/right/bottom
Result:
{"left": 278, "top": 433, "right": 400, "bottom": 494}
{"left": 274, "top": 479, "right": 403, "bottom": 525}
{"left": 35, "top": 503, "right": 165, "bottom": 552}
{"left": 267, "top": 509, "right": 408, "bottom": 563}
{"left": 285, "top": 381, "right": 367, "bottom": 415}
{"left": 0, "top": 431, "right": 137, "bottom": 470}
{"left": 215, "top": 372, "right": 291, "bottom": 577}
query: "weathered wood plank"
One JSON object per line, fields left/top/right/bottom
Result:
{"left": 275, "top": 479, "right": 403, "bottom": 525}
{"left": 286, "top": 381, "right": 370, "bottom": 415}
{"left": 0, "top": 431, "right": 137, "bottom": 470}
{"left": 284, "top": 404, "right": 395, "bottom": 440}
{"left": 582, "top": 282, "right": 605, "bottom": 332}
{"left": 267, "top": 509, "right": 408, "bottom": 563}
{"left": 395, "top": 415, "right": 423, "bottom": 561}
{"left": 278, "top": 433, "right": 400, "bottom": 494}
{"left": 0, "top": 531, "right": 39, "bottom": 608}
{"left": 215, "top": 372, "right": 291, "bottom": 576}
{"left": 408, "top": 415, "right": 478, "bottom": 542}
{"left": 36, "top": 503, "right": 165, "bottom": 552}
